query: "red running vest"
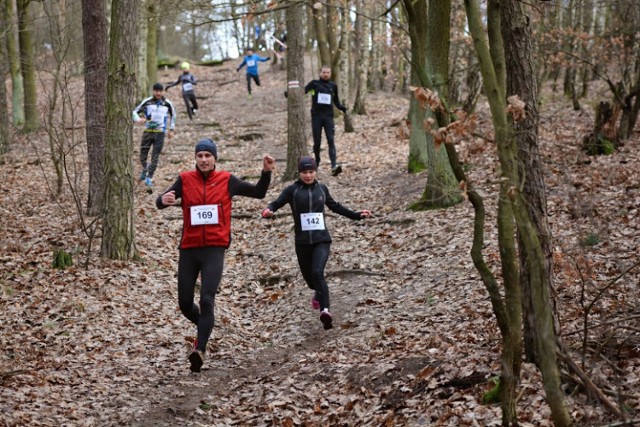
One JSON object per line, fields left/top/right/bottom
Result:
{"left": 179, "top": 169, "right": 232, "bottom": 249}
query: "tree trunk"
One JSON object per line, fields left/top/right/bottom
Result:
{"left": 146, "top": 1, "right": 158, "bottom": 91}
{"left": 338, "top": 0, "right": 351, "bottom": 109}
{"left": 283, "top": 0, "right": 307, "bottom": 181}
{"left": 326, "top": 0, "right": 339, "bottom": 69}
{"left": 465, "top": 2, "right": 521, "bottom": 424}
{"left": 312, "top": 2, "right": 331, "bottom": 68}
{"left": 16, "top": 0, "right": 38, "bottom": 133}
{"left": 101, "top": 0, "right": 138, "bottom": 260}
{"left": 404, "top": 0, "right": 461, "bottom": 209}
{"left": 368, "top": 2, "right": 383, "bottom": 91}
{"left": 352, "top": 0, "right": 368, "bottom": 115}
{"left": 5, "top": 0, "right": 24, "bottom": 127}
{"left": 403, "top": 0, "right": 428, "bottom": 173}
{"left": 502, "top": 0, "right": 559, "bottom": 371}
{"left": 421, "top": 0, "right": 461, "bottom": 208}
{"left": 465, "top": 0, "right": 573, "bottom": 424}
{"left": 43, "top": 0, "right": 68, "bottom": 198}
{"left": 136, "top": 2, "right": 148, "bottom": 98}
{"left": 82, "top": 0, "right": 109, "bottom": 215}
{"left": 562, "top": 0, "right": 580, "bottom": 110}
{"left": 0, "top": 0, "right": 10, "bottom": 156}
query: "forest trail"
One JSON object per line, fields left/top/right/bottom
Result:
{"left": 1, "top": 54, "right": 638, "bottom": 427}
{"left": 133, "top": 58, "right": 472, "bottom": 426}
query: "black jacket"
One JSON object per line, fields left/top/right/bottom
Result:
{"left": 267, "top": 179, "right": 362, "bottom": 245}
{"left": 304, "top": 79, "right": 347, "bottom": 116}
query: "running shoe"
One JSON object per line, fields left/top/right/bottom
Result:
{"left": 310, "top": 296, "right": 320, "bottom": 310}
{"left": 192, "top": 109, "right": 197, "bottom": 115}
{"left": 320, "top": 309, "right": 333, "bottom": 330}
{"left": 189, "top": 350, "right": 204, "bottom": 372}
{"left": 145, "top": 177, "right": 153, "bottom": 186}
{"left": 331, "top": 165, "right": 342, "bottom": 177}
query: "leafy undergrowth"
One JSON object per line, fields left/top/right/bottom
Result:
{"left": 1, "top": 59, "right": 639, "bottom": 427}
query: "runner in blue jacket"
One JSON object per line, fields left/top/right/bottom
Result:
{"left": 236, "top": 48, "right": 270, "bottom": 97}
{"left": 261, "top": 156, "right": 371, "bottom": 330}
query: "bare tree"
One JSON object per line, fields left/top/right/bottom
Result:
{"left": 4, "top": 0, "right": 24, "bottom": 127}
{"left": 82, "top": 0, "right": 108, "bottom": 215}
{"left": 463, "top": 0, "right": 571, "bottom": 424}
{"left": 283, "top": 0, "right": 307, "bottom": 181}
{"left": 16, "top": 0, "right": 39, "bottom": 133}
{"left": 0, "top": 0, "right": 12, "bottom": 156}
{"left": 352, "top": 0, "right": 368, "bottom": 115}
{"left": 403, "top": 0, "right": 461, "bottom": 209}
{"left": 101, "top": 0, "right": 138, "bottom": 260}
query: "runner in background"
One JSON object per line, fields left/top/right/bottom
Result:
{"left": 165, "top": 61, "right": 198, "bottom": 120}
{"left": 236, "top": 48, "right": 271, "bottom": 98}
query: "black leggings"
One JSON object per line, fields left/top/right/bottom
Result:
{"left": 139, "top": 131, "right": 165, "bottom": 179}
{"left": 295, "top": 243, "right": 331, "bottom": 310}
{"left": 177, "top": 246, "right": 225, "bottom": 353}
{"left": 183, "top": 91, "right": 198, "bottom": 111}
{"left": 311, "top": 115, "right": 336, "bottom": 168}
{"left": 246, "top": 74, "right": 261, "bottom": 94}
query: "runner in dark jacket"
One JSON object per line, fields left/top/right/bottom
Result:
{"left": 157, "top": 138, "right": 275, "bottom": 372}
{"left": 261, "top": 156, "right": 371, "bottom": 330}
{"left": 166, "top": 61, "right": 198, "bottom": 120}
{"left": 305, "top": 66, "right": 347, "bottom": 176}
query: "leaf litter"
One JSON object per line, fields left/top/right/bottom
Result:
{"left": 0, "top": 59, "right": 639, "bottom": 426}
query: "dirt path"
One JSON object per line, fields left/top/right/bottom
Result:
{"left": 127, "top": 59, "right": 499, "bottom": 426}
{"left": 4, "top": 54, "right": 636, "bottom": 427}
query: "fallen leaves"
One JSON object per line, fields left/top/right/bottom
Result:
{"left": 0, "top": 62, "right": 639, "bottom": 427}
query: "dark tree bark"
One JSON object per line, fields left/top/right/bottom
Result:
{"left": 82, "top": 0, "right": 109, "bottom": 215}
{"left": 283, "top": 0, "right": 307, "bottom": 181}
{"left": 0, "top": 0, "right": 11, "bottom": 156}
{"left": 404, "top": 0, "right": 461, "bottom": 209}
{"left": 101, "top": 0, "right": 138, "bottom": 260}
{"left": 352, "top": 0, "right": 368, "bottom": 115}
{"left": 5, "top": 0, "right": 24, "bottom": 127}
{"left": 16, "top": 0, "right": 38, "bottom": 133}
{"left": 501, "top": 0, "right": 556, "bottom": 368}
{"left": 146, "top": 0, "right": 158, "bottom": 90}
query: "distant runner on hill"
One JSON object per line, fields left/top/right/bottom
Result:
{"left": 165, "top": 61, "right": 198, "bottom": 120}
{"left": 236, "top": 48, "right": 270, "bottom": 98}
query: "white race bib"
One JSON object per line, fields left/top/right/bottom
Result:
{"left": 190, "top": 205, "right": 219, "bottom": 225}
{"left": 150, "top": 109, "right": 164, "bottom": 123}
{"left": 300, "top": 212, "right": 325, "bottom": 231}
{"left": 247, "top": 60, "right": 256, "bottom": 67}
{"left": 182, "top": 82, "right": 193, "bottom": 91}
{"left": 317, "top": 93, "right": 332, "bottom": 105}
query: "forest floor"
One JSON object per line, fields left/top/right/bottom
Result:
{"left": 1, "top": 56, "right": 639, "bottom": 427}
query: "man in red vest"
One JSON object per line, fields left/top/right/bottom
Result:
{"left": 157, "top": 139, "right": 275, "bottom": 372}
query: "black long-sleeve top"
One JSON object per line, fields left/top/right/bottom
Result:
{"left": 304, "top": 79, "right": 347, "bottom": 116}
{"left": 266, "top": 179, "right": 363, "bottom": 245}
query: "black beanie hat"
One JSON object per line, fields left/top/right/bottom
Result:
{"left": 297, "top": 156, "right": 317, "bottom": 172}
{"left": 152, "top": 82, "right": 164, "bottom": 91}
{"left": 195, "top": 138, "right": 218, "bottom": 159}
